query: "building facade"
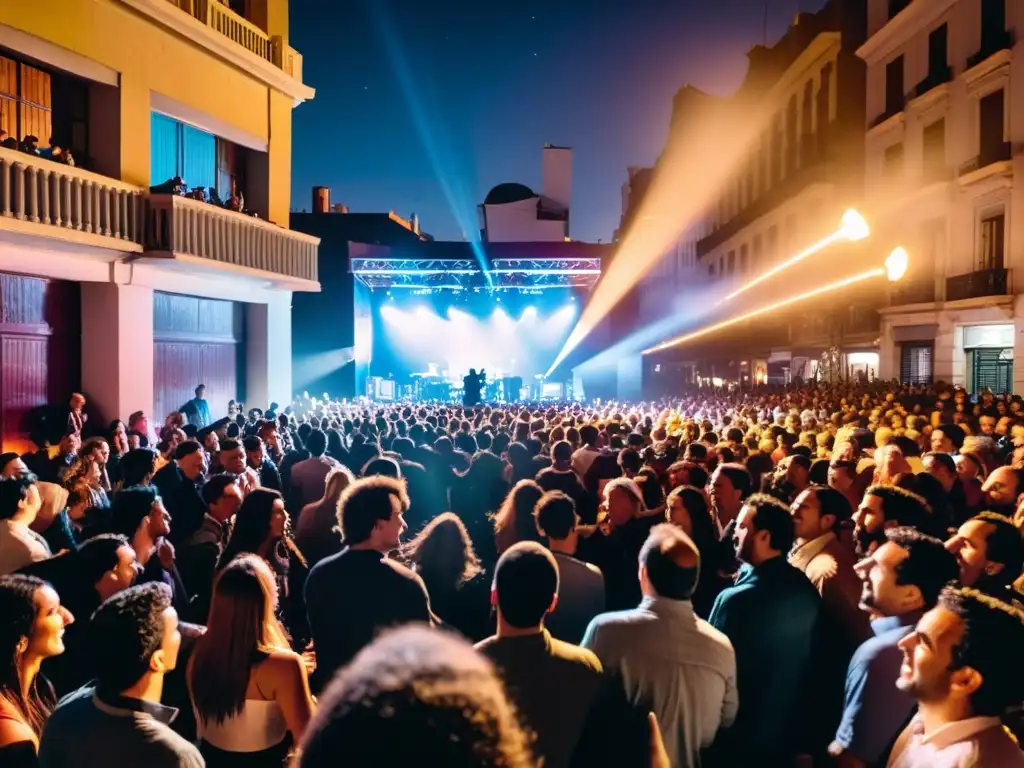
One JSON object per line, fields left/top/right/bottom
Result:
{"left": 641, "top": 0, "right": 872, "bottom": 391}
{"left": 0, "top": 0, "right": 317, "bottom": 449}
{"left": 862, "top": 0, "right": 1023, "bottom": 393}
{"left": 479, "top": 145, "right": 572, "bottom": 242}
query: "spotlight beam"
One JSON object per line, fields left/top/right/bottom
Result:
{"left": 722, "top": 210, "right": 869, "bottom": 302}
{"left": 643, "top": 267, "right": 885, "bottom": 355}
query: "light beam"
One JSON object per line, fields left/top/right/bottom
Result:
{"left": 722, "top": 209, "right": 870, "bottom": 302}
{"left": 643, "top": 268, "right": 886, "bottom": 354}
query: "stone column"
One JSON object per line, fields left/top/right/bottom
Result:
{"left": 80, "top": 283, "right": 154, "bottom": 425}
{"left": 246, "top": 292, "right": 293, "bottom": 410}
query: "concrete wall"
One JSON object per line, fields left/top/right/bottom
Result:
{"left": 542, "top": 146, "right": 573, "bottom": 213}
{"left": 483, "top": 199, "right": 567, "bottom": 242}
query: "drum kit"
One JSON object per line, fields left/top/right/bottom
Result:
{"left": 408, "top": 368, "right": 525, "bottom": 403}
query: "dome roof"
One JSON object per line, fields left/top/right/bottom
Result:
{"left": 484, "top": 182, "right": 536, "bottom": 205}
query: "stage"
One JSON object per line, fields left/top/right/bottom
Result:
{"left": 350, "top": 244, "right": 605, "bottom": 403}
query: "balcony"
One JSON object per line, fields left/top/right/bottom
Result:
{"left": 146, "top": 194, "right": 319, "bottom": 286}
{"left": 0, "top": 146, "right": 145, "bottom": 251}
{"left": 870, "top": 100, "right": 906, "bottom": 130}
{"left": 958, "top": 142, "right": 1013, "bottom": 185}
{"left": 890, "top": 280, "right": 936, "bottom": 306}
{"left": 913, "top": 66, "right": 952, "bottom": 99}
{"left": 968, "top": 29, "right": 1016, "bottom": 71}
{"left": 169, "top": 0, "right": 273, "bottom": 61}
{"left": 696, "top": 156, "right": 836, "bottom": 259}
{"left": 945, "top": 268, "right": 1008, "bottom": 302}
{"left": 118, "top": 0, "right": 314, "bottom": 102}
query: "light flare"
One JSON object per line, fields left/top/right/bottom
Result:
{"left": 722, "top": 209, "right": 870, "bottom": 302}
{"left": 643, "top": 268, "right": 886, "bottom": 354}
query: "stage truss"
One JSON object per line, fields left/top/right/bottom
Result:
{"left": 351, "top": 257, "right": 602, "bottom": 290}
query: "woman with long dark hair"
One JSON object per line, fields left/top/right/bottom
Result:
{"left": 403, "top": 512, "right": 491, "bottom": 641}
{"left": 492, "top": 479, "right": 545, "bottom": 557}
{"left": 189, "top": 555, "right": 314, "bottom": 767}
{"left": 0, "top": 575, "right": 73, "bottom": 765}
{"left": 665, "top": 485, "right": 727, "bottom": 618}
{"left": 218, "top": 489, "right": 309, "bottom": 647}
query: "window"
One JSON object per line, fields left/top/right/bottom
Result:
{"left": 708, "top": 262, "right": 715, "bottom": 277}
{"left": 889, "top": 0, "right": 912, "bottom": 19}
{"left": 979, "top": 212, "right": 1005, "bottom": 270}
{"left": 885, "top": 56, "right": 905, "bottom": 116}
{"left": 801, "top": 81, "right": 814, "bottom": 166}
{"left": 753, "top": 234, "right": 763, "bottom": 266}
{"left": 979, "top": 89, "right": 1005, "bottom": 161}
{"left": 980, "top": 0, "right": 1007, "bottom": 44}
{"left": 151, "top": 113, "right": 245, "bottom": 201}
{"left": 884, "top": 142, "right": 905, "bottom": 179}
{"left": 739, "top": 244, "right": 748, "bottom": 274}
{"left": 928, "top": 25, "right": 948, "bottom": 78}
{"left": 772, "top": 113, "right": 784, "bottom": 184}
{"left": 817, "top": 64, "right": 833, "bottom": 154}
{"left": 785, "top": 214, "right": 798, "bottom": 251}
{"left": 900, "top": 344, "right": 933, "bottom": 385}
{"left": 766, "top": 226, "right": 778, "bottom": 261}
{"left": 923, "top": 119, "right": 946, "bottom": 181}
{"left": 727, "top": 250, "right": 735, "bottom": 275}
{"left": 0, "top": 55, "right": 52, "bottom": 145}
{"left": 785, "top": 95, "right": 798, "bottom": 175}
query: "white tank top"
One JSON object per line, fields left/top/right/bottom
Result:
{"left": 199, "top": 698, "right": 289, "bottom": 752}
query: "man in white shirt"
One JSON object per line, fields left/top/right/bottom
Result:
{"left": 889, "top": 585, "right": 1024, "bottom": 768}
{"left": 582, "top": 524, "right": 737, "bottom": 768}
{"left": 0, "top": 473, "right": 51, "bottom": 574}
{"left": 570, "top": 425, "right": 602, "bottom": 481}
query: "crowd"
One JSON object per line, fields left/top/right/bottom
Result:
{"left": 1, "top": 380, "right": 1024, "bottom": 766}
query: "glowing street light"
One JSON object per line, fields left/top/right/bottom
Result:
{"left": 644, "top": 247, "right": 907, "bottom": 355}
{"left": 722, "top": 209, "right": 871, "bottom": 302}
{"left": 885, "top": 246, "right": 908, "bottom": 282}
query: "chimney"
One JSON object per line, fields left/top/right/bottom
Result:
{"left": 312, "top": 186, "right": 330, "bottom": 214}
{"left": 411, "top": 212, "right": 419, "bottom": 234}
{"left": 541, "top": 145, "right": 572, "bottom": 213}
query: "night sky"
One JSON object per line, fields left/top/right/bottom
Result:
{"left": 290, "top": 0, "right": 825, "bottom": 243}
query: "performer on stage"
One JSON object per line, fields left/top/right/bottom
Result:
{"left": 462, "top": 368, "right": 484, "bottom": 406}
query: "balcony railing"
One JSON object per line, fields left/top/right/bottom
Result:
{"left": 890, "top": 280, "right": 936, "bottom": 306}
{"left": 274, "top": 41, "right": 303, "bottom": 82}
{"left": 946, "top": 268, "right": 1008, "bottom": 301}
{"left": 146, "top": 194, "right": 319, "bottom": 282}
{"left": 0, "top": 147, "right": 144, "bottom": 246}
{"left": 168, "top": 0, "right": 273, "bottom": 63}
{"left": 968, "top": 29, "right": 1016, "bottom": 70}
{"left": 958, "top": 142, "right": 1012, "bottom": 177}
{"left": 913, "top": 66, "right": 952, "bottom": 99}
{"left": 870, "top": 98, "right": 906, "bottom": 129}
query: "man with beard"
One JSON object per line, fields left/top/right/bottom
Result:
{"left": 888, "top": 586, "right": 1024, "bottom": 767}
{"left": 828, "top": 528, "right": 957, "bottom": 768}
{"left": 708, "top": 494, "right": 821, "bottom": 765}
{"left": 944, "top": 512, "right": 1024, "bottom": 598}
{"left": 852, "top": 485, "right": 933, "bottom": 557}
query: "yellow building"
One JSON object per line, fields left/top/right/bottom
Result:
{"left": 0, "top": 0, "right": 319, "bottom": 446}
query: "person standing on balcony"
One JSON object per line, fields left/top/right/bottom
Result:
{"left": 67, "top": 394, "right": 87, "bottom": 438}
{"left": 182, "top": 386, "right": 212, "bottom": 431}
